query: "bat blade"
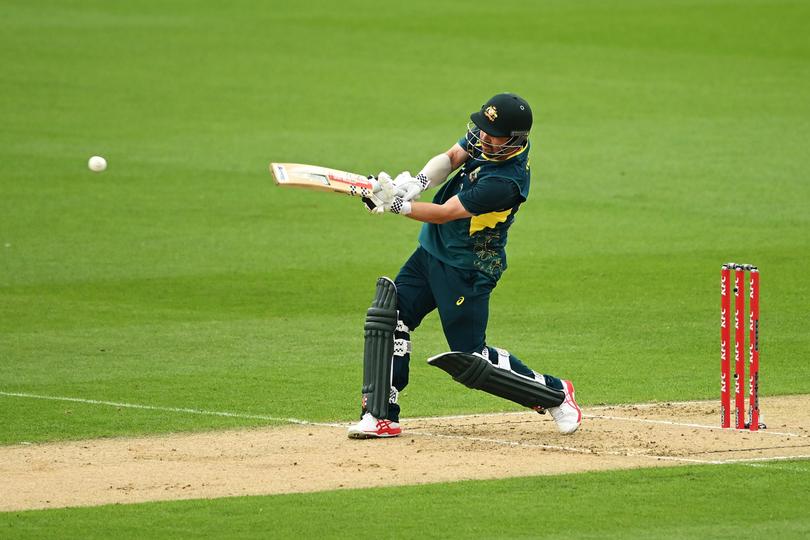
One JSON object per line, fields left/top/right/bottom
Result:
{"left": 270, "top": 162, "right": 377, "bottom": 197}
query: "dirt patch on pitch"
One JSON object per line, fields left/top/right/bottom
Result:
{"left": 2, "top": 395, "right": 809, "bottom": 511}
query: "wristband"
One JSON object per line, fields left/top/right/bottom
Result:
{"left": 416, "top": 172, "right": 430, "bottom": 191}
{"left": 390, "top": 197, "right": 412, "bottom": 215}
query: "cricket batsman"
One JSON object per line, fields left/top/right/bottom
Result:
{"left": 348, "top": 93, "right": 581, "bottom": 438}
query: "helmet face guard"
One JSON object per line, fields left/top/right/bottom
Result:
{"left": 465, "top": 122, "right": 528, "bottom": 159}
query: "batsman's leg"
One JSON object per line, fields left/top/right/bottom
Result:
{"left": 428, "top": 260, "right": 581, "bottom": 434}
{"left": 389, "top": 247, "right": 438, "bottom": 422}
{"left": 348, "top": 277, "right": 399, "bottom": 439}
{"left": 348, "top": 249, "right": 439, "bottom": 439}
{"left": 478, "top": 347, "right": 581, "bottom": 434}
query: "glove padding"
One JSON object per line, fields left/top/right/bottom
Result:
{"left": 362, "top": 172, "right": 397, "bottom": 214}
{"left": 393, "top": 172, "right": 430, "bottom": 202}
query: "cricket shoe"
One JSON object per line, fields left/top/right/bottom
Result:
{"left": 546, "top": 380, "right": 581, "bottom": 434}
{"left": 347, "top": 412, "right": 401, "bottom": 439}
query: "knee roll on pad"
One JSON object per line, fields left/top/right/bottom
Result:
{"left": 427, "top": 351, "right": 565, "bottom": 410}
{"left": 362, "top": 277, "right": 397, "bottom": 419}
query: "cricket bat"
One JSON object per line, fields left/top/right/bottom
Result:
{"left": 270, "top": 162, "right": 379, "bottom": 197}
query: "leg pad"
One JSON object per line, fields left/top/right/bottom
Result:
{"left": 427, "top": 351, "right": 564, "bottom": 410}
{"left": 362, "top": 277, "right": 397, "bottom": 419}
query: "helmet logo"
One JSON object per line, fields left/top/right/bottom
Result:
{"left": 484, "top": 105, "right": 498, "bottom": 122}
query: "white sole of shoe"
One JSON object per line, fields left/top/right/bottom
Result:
{"left": 347, "top": 430, "right": 400, "bottom": 439}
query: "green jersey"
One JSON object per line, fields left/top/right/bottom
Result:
{"left": 418, "top": 134, "right": 531, "bottom": 279}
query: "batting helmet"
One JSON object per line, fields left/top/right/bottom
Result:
{"left": 467, "top": 93, "right": 532, "bottom": 158}
{"left": 470, "top": 93, "right": 533, "bottom": 138}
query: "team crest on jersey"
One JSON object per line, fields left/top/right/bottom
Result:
{"left": 469, "top": 167, "right": 480, "bottom": 182}
{"left": 484, "top": 105, "right": 498, "bottom": 122}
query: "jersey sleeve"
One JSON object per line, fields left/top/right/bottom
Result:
{"left": 457, "top": 176, "right": 522, "bottom": 215}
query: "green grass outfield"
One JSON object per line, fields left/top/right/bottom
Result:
{"left": 1, "top": 0, "right": 809, "bottom": 536}
{"left": 3, "top": 463, "right": 810, "bottom": 539}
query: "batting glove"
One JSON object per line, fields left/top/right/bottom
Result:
{"left": 362, "top": 172, "right": 396, "bottom": 214}
{"left": 393, "top": 171, "right": 430, "bottom": 202}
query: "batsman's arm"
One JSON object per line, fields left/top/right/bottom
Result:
{"left": 446, "top": 143, "right": 469, "bottom": 171}
{"left": 418, "top": 144, "right": 467, "bottom": 189}
{"left": 394, "top": 144, "right": 468, "bottom": 202}
{"left": 393, "top": 176, "right": 520, "bottom": 221}
{"left": 404, "top": 195, "right": 472, "bottom": 224}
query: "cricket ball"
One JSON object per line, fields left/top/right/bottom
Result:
{"left": 88, "top": 155, "right": 107, "bottom": 172}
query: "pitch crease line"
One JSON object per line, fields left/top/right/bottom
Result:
{"left": 0, "top": 391, "right": 343, "bottom": 428}
{"left": 584, "top": 413, "right": 804, "bottom": 438}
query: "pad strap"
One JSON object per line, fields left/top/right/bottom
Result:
{"left": 393, "top": 339, "right": 411, "bottom": 357}
{"left": 393, "top": 320, "right": 411, "bottom": 357}
{"left": 480, "top": 346, "right": 511, "bottom": 370}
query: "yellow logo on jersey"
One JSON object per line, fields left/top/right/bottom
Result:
{"left": 456, "top": 296, "right": 465, "bottom": 306}
{"left": 469, "top": 209, "right": 512, "bottom": 234}
{"left": 484, "top": 106, "right": 498, "bottom": 122}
